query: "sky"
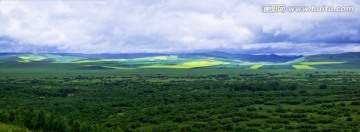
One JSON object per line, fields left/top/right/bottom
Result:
{"left": 0, "top": 0, "right": 359, "bottom": 55}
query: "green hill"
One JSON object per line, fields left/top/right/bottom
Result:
{"left": 304, "top": 52, "right": 360, "bottom": 62}
{"left": 300, "top": 52, "right": 360, "bottom": 69}
{"left": 0, "top": 52, "right": 359, "bottom": 69}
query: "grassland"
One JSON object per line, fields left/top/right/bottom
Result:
{"left": 249, "top": 65, "right": 263, "bottom": 69}
{"left": 140, "top": 60, "right": 227, "bottom": 68}
{"left": 15, "top": 54, "right": 82, "bottom": 63}
{"left": 72, "top": 56, "right": 178, "bottom": 64}
{"left": 1, "top": 53, "right": 360, "bottom": 70}
{"left": 102, "top": 66, "right": 135, "bottom": 70}
{"left": 18, "top": 55, "right": 46, "bottom": 62}
{"left": 300, "top": 61, "right": 346, "bottom": 65}
{"left": 71, "top": 59, "right": 126, "bottom": 63}
{"left": 292, "top": 65, "right": 317, "bottom": 69}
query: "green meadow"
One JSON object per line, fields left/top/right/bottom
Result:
{"left": 300, "top": 62, "right": 346, "bottom": 65}
{"left": 292, "top": 65, "right": 317, "bottom": 70}
{"left": 249, "top": 65, "right": 263, "bottom": 69}
{"left": 140, "top": 60, "right": 227, "bottom": 68}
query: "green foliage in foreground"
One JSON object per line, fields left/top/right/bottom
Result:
{"left": 0, "top": 122, "right": 30, "bottom": 132}
{"left": 0, "top": 109, "right": 115, "bottom": 132}
{"left": 0, "top": 69, "right": 360, "bottom": 131}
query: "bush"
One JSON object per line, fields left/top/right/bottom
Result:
{"left": 347, "top": 117, "right": 353, "bottom": 121}
{"left": 192, "top": 122, "right": 208, "bottom": 129}
{"left": 232, "top": 117, "right": 247, "bottom": 122}
{"left": 280, "top": 114, "right": 306, "bottom": 119}
{"left": 285, "top": 125, "right": 296, "bottom": 130}
{"left": 247, "top": 107, "right": 257, "bottom": 111}
{"left": 247, "top": 123, "right": 262, "bottom": 127}
{"left": 266, "top": 118, "right": 290, "bottom": 124}
{"left": 296, "top": 124, "right": 317, "bottom": 129}
{"left": 321, "top": 104, "right": 335, "bottom": 108}
{"left": 254, "top": 99, "right": 264, "bottom": 104}
{"left": 222, "top": 124, "right": 234, "bottom": 131}
{"left": 271, "top": 124, "right": 283, "bottom": 129}
{"left": 317, "top": 119, "right": 333, "bottom": 124}
{"left": 319, "top": 84, "right": 327, "bottom": 89}
{"left": 338, "top": 102, "right": 346, "bottom": 106}
{"left": 350, "top": 101, "right": 360, "bottom": 105}
{"left": 173, "top": 116, "right": 183, "bottom": 122}
{"left": 152, "top": 124, "right": 179, "bottom": 131}
{"left": 275, "top": 108, "right": 287, "bottom": 113}
{"left": 253, "top": 114, "right": 269, "bottom": 119}
{"left": 128, "top": 121, "right": 141, "bottom": 129}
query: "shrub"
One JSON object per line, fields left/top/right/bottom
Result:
{"left": 253, "top": 114, "right": 269, "bottom": 119}
{"left": 338, "top": 102, "right": 346, "bottom": 106}
{"left": 317, "top": 119, "right": 333, "bottom": 124}
{"left": 319, "top": 84, "right": 327, "bottom": 89}
{"left": 350, "top": 101, "right": 360, "bottom": 105}
{"left": 247, "top": 123, "right": 262, "bottom": 127}
{"left": 271, "top": 124, "right": 283, "bottom": 129}
{"left": 275, "top": 108, "right": 287, "bottom": 113}
{"left": 280, "top": 114, "right": 306, "bottom": 119}
{"left": 266, "top": 118, "right": 290, "bottom": 124}
{"left": 296, "top": 124, "right": 317, "bottom": 129}
{"left": 254, "top": 99, "right": 264, "bottom": 104}
{"left": 232, "top": 117, "right": 247, "bottom": 122}
{"left": 321, "top": 104, "right": 335, "bottom": 108}
{"left": 347, "top": 117, "right": 353, "bottom": 121}
{"left": 247, "top": 107, "right": 257, "bottom": 111}
{"left": 285, "top": 125, "right": 296, "bottom": 130}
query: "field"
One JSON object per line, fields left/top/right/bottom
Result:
{"left": 1, "top": 67, "right": 360, "bottom": 131}
{"left": 140, "top": 60, "right": 227, "bottom": 68}
{"left": 249, "top": 65, "right": 263, "bottom": 69}
{"left": 300, "top": 62, "right": 346, "bottom": 65}
{"left": 292, "top": 65, "right": 317, "bottom": 70}
{"left": 1, "top": 53, "right": 360, "bottom": 70}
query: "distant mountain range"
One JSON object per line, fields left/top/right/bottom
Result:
{"left": 188, "top": 52, "right": 302, "bottom": 63}
{"left": 0, "top": 52, "right": 359, "bottom": 69}
{"left": 0, "top": 52, "right": 303, "bottom": 62}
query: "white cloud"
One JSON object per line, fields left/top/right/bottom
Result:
{"left": 0, "top": 0, "right": 359, "bottom": 54}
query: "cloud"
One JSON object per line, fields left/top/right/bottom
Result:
{"left": 0, "top": 0, "right": 359, "bottom": 54}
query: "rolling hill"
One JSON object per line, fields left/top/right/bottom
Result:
{"left": 0, "top": 52, "right": 359, "bottom": 70}
{"left": 190, "top": 52, "right": 302, "bottom": 62}
{"left": 304, "top": 52, "right": 360, "bottom": 62}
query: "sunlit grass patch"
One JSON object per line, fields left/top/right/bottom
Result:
{"left": 249, "top": 65, "right": 263, "bottom": 69}
{"left": 102, "top": 66, "right": 134, "bottom": 70}
{"left": 140, "top": 61, "right": 227, "bottom": 68}
{"left": 300, "top": 61, "right": 346, "bottom": 65}
{"left": 292, "top": 65, "right": 316, "bottom": 70}
{"left": 18, "top": 55, "right": 46, "bottom": 62}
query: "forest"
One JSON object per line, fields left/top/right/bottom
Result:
{"left": 0, "top": 69, "right": 360, "bottom": 131}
